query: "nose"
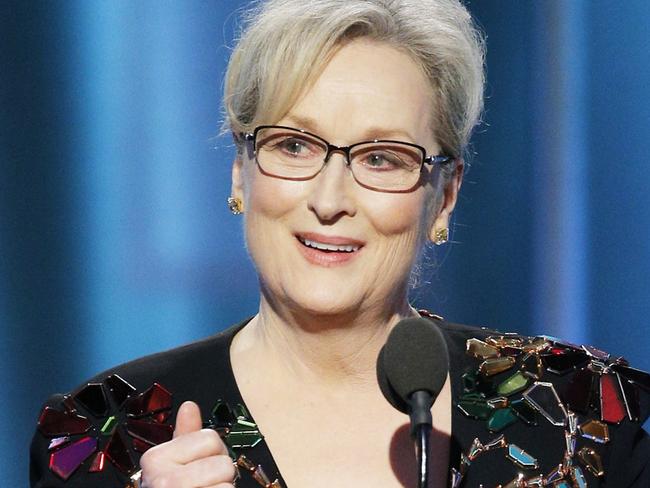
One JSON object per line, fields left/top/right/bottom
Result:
{"left": 306, "top": 153, "right": 357, "bottom": 222}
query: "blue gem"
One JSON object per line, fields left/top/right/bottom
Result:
{"left": 506, "top": 443, "right": 539, "bottom": 470}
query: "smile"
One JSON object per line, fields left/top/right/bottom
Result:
{"left": 297, "top": 237, "right": 361, "bottom": 253}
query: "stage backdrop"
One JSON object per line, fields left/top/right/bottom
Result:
{"left": 3, "top": 1, "right": 650, "bottom": 484}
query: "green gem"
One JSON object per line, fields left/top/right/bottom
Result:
{"left": 462, "top": 371, "right": 479, "bottom": 393}
{"left": 497, "top": 371, "right": 530, "bottom": 396}
{"left": 487, "top": 407, "right": 517, "bottom": 432}
{"left": 510, "top": 398, "right": 538, "bottom": 425}
{"left": 226, "top": 430, "right": 264, "bottom": 448}
{"left": 100, "top": 415, "right": 118, "bottom": 436}
{"left": 233, "top": 403, "right": 252, "bottom": 420}
{"left": 457, "top": 393, "right": 491, "bottom": 420}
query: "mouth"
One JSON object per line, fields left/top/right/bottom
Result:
{"left": 294, "top": 232, "right": 365, "bottom": 265}
{"left": 297, "top": 236, "right": 361, "bottom": 253}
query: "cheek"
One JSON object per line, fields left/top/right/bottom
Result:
{"left": 362, "top": 189, "right": 429, "bottom": 239}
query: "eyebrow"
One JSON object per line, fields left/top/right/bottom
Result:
{"left": 283, "top": 114, "right": 418, "bottom": 143}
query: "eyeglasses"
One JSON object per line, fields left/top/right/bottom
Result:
{"left": 239, "top": 125, "right": 453, "bottom": 192}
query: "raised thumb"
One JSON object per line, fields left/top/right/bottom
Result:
{"left": 173, "top": 401, "right": 203, "bottom": 438}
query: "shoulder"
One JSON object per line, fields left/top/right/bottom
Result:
{"left": 30, "top": 319, "right": 249, "bottom": 487}
{"left": 428, "top": 313, "right": 650, "bottom": 487}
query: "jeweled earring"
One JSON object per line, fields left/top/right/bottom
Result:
{"left": 434, "top": 228, "right": 448, "bottom": 245}
{"left": 227, "top": 196, "right": 243, "bottom": 215}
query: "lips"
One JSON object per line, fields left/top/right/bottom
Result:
{"left": 294, "top": 232, "right": 365, "bottom": 265}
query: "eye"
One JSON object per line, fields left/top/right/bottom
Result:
{"left": 359, "top": 150, "right": 407, "bottom": 170}
{"left": 269, "top": 136, "right": 321, "bottom": 158}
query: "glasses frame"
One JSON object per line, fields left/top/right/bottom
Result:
{"left": 237, "top": 125, "right": 454, "bottom": 192}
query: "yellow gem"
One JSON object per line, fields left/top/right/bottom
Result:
{"left": 466, "top": 338, "right": 500, "bottom": 359}
{"left": 479, "top": 357, "right": 516, "bottom": 376}
{"left": 578, "top": 447, "right": 605, "bottom": 477}
{"left": 579, "top": 419, "right": 610, "bottom": 444}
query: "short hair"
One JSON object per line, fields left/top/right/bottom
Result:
{"left": 223, "top": 0, "right": 485, "bottom": 159}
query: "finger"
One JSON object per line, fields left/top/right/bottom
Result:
{"left": 180, "top": 454, "right": 236, "bottom": 487}
{"left": 174, "top": 401, "right": 203, "bottom": 438}
{"left": 165, "top": 428, "right": 229, "bottom": 465}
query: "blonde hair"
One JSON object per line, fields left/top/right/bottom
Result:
{"left": 223, "top": 0, "right": 485, "bottom": 159}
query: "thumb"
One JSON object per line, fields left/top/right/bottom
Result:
{"left": 173, "top": 401, "right": 203, "bottom": 438}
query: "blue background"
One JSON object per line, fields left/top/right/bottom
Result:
{"left": 3, "top": 1, "right": 650, "bottom": 483}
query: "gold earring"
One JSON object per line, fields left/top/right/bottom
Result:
{"left": 434, "top": 228, "right": 448, "bottom": 245}
{"left": 227, "top": 196, "right": 243, "bottom": 215}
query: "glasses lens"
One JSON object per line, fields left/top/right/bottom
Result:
{"left": 255, "top": 127, "right": 327, "bottom": 178}
{"left": 350, "top": 142, "right": 423, "bottom": 190}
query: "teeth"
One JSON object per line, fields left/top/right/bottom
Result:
{"left": 301, "top": 238, "right": 360, "bottom": 253}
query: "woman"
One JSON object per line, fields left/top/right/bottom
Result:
{"left": 31, "top": 0, "right": 650, "bottom": 487}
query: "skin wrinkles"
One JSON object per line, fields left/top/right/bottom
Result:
{"left": 228, "top": 38, "right": 458, "bottom": 488}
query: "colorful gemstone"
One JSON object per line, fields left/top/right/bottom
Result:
{"left": 212, "top": 401, "right": 236, "bottom": 428}
{"left": 126, "top": 383, "right": 172, "bottom": 418}
{"left": 467, "top": 437, "right": 484, "bottom": 460}
{"left": 612, "top": 364, "right": 650, "bottom": 392}
{"left": 526, "top": 475, "right": 544, "bottom": 487}
{"left": 522, "top": 337, "right": 551, "bottom": 353}
{"left": 88, "top": 451, "right": 106, "bottom": 473}
{"left": 100, "top": 415, "right": 118, "bottom": 436}
{"left": 237, "top": 454, "right": 257, "bottom": 472}
{"left": 105, "top": 374, "right": 136, "bottom": 407}
{"left": 252, "top": 464, "right": 271, "bottom": 485}
{"left": 466, "top": 338, "right": 500, "bottom": 359}
{"left": 563, "top": 368, "right": 597, "bottom": 414}
{"left": 542, "top": 350, "right": 589, "bottom": 375}
{"left": 509, "top": 398, "right": 537, "bottom": 425}
{"left": 497, "top": 371, "right": 529, "bottom": 396}
{"left": 571, "top": 466, "right": 588, "bottom": 488}
{"left": 457, "top": 393, "right": 491, "bottom": 420}
{"left": 617, "top": 372, "right": 640, "bottom": 421}
{"left": 48, "top": 436, "right": 97, "bottom": 480}
{"left": 565, "top": 431, "right": 576, "bottom": 457}
{"left": 487, "top": 396, "right": 508, "bottom": 409}
{"left": 485, "top": 335, "right": 523, "bottom": 348}
{"left": 48, "top": 436, "right": 71, "bottom": 450}
{"left": 459, "top": 453, "right": 471, "bottom": 474}
{"left": 132, "top": 438, "right": 151, "bottom": 453}
{"left": 600, "top": 373, "right": 626, "bottom": 424}
{"left": 450, "top": 467, "right": 462, "bottom": 488}
{"left": 520, "top": 353, "right": 544, "bottom": 379}
{"left": 506, "top": 443, "right": 539, "bottom": 469}
{"left": 546, "top": 464, "right": 564, "bottom": 483}
{"left": 126, "top": 418, "right": 173, "bottom": 446}
{"left": 479, "top": 357, "right": 516, "bottom": 377}
{"left": 105, "top": 430, "right": 136, "bottom": 474}
{"left": 483, "top": 434, "right": 507, "bottom": 450}
{"left": 38, "top": 407, "right": 92, "bottom": 436}
{"left": 73, "top": 383, "right": 108, "bottom": 417}
{"left": 567, "top": 412, "right": 578, "bottom": 435}
{"left": 578, "top": 447, "right": 605, "bottom": 477}
{"left": 553, "top": 481, "right": 571, "bottom": 488}
{"left": 487, "top": 407, "right": 517, "bottom": 432}
{"left": 582, "top": 345, "right": 610, "bottom": 360}
{"left": 522, "top": 382, "right": 568, "bottom": 426}
{"left": 579, "top": 419, "right": 610, "bottom": 443}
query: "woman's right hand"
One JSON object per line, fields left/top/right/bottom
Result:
{"left": 139, "top": 401, "right": 236, "bottom": 488}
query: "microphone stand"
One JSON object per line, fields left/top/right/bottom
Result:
{"left": 409, "top": 391, "right": 434, "bottom": 488}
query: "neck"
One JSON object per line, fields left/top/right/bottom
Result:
{"left": 243, "top": 291, "right": 418, "bottom": 389}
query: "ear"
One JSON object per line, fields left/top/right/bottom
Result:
{"left": 231, "top": 155, "right": 245, "bottom": 203}
{"left": 428, "top": 160, "right": 464, "bottom": 242}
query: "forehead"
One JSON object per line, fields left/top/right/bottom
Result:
{"left": 280, "top": 39, "right": 436, "bottom": 147}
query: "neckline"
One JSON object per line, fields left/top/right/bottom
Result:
{"left": 221, "top": 316, "right": 466, "bottom": 487}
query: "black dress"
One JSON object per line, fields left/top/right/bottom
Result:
{"left": 30, "top": 315, "right": 650, "bottom": 487}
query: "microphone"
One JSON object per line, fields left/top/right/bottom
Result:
{"left": 376, "top": 317, "right": 449, "bottom": 488}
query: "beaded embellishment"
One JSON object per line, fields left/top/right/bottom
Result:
{"left": 38, "top": 374, "right": 173, "bottom": 481}
{"left": 204, "top": 400, "right": 284, "bottom": 488}
{"left": 452, "top": 333, "right": 650, "bottom": 487}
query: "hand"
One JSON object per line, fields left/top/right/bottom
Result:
{"left": 139, "top": 401, "right": 236, "bottom": 488}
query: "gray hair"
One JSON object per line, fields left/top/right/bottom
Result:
{"left": 223, "top": 0, "right": 485, "bottom": 159}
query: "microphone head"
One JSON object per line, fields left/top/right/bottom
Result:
{"left": 376, "top": 317, "right": 449, "bottom": 414}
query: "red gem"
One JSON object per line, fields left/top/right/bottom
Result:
{"left": 38, "top": 407, "right": 92, "bottom": 436}
{"left": 105, "top": 430, "right": 136, "bottom": 474}
{"left": 127, "top": 418, "right": 173, "bottom": 446}
{"left": 600, "top": 373, "right": 626, "bottom": 424}
{"left": 126, "top": 383, "right": 172, "bottom": 418}
{"left": 88, "top": 451, "right": 106, "bottom": 472}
